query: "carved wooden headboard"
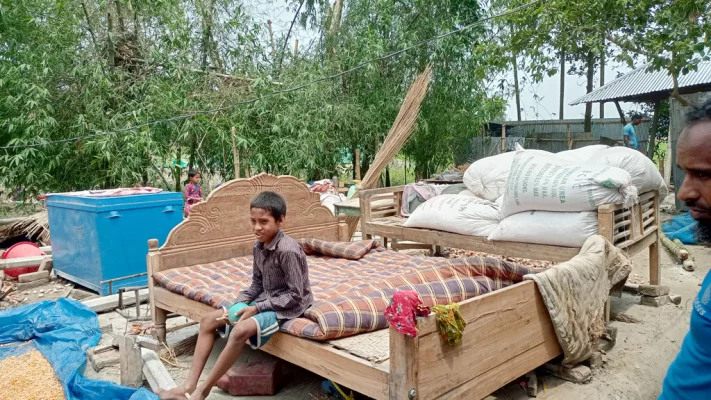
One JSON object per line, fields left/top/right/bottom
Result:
{"left": 150, "top": 174, "right": 348, "bottom": 271}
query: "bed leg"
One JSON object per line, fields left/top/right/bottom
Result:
{"left": 649, "top": 234, "right": 660, "bottom": 285}
{"left": 389, "top": 327, "right": 418, "bottom": 400}
{"left": 155, "top": 307, "right": 168, "bottom": 343}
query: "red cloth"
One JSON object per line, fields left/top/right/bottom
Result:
{"left": 384, "top": 290, "right": 431, "bottom": 338}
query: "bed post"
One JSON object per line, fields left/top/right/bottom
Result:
{"left": 338, "top": 214, "right": 350, "bottom": 242}
{"left": 597, "top": 205, "right": 615, "bottom": 325}
{"left": 147, "top": 239, "right": 168, "bottom": 343}
{"left": 389, "top": 327, "right": 418, "bottom": 400}
{"left": 649, "top": 192, "right": 661, "bottom": 285}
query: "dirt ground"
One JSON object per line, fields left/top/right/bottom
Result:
{"left": 1, "top": 211, "right": 707, "bottom": 400}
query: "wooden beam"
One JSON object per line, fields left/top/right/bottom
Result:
{"left": 501, "top": 125, "right": 507, "bottom": 152}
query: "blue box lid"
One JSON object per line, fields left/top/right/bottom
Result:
{"left": 47, "top": 191, "right": 184, "bottom": 212}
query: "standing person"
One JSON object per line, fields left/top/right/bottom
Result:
{"left": 623, "top": 114, "right": 644, "bottom": 152}
{"left": 183, "top": 169, "right": 203, "bottom": 217}
{"left": 158, "top": 191, "right": 313, "bottom": 400}
{"left": 660, "top": 97, "right": 711, "bottom": 399}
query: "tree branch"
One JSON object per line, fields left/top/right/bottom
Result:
{"left": 607, "top": 34, "right": 651, "bottom": 57}
{"left": 277, "top": 0, "right": 305, "bottom": 72}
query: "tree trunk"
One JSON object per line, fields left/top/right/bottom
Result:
{"left": 174, "top": 147, "right": 182, "bottom": 193}
{"left": 584, "top": 51, "right": 595, "bottom": 133}
{"left": 330, "top": 0, "right": 343, "bottom": 36}
{"left": 670, "top": 52, "right": 690, "bottom": 106}
{"left": 559, "top": 49, "right": 565, "bottom": 120}
{"left": 200, "top": 0, "right": 215, "bottom": 71}
{"left": 114, "top": 0, "right": 126, "bottom": 36}
{"left": 107, "top": 11, "right": 115, "bottom": 68}
{"left": 615, "top": 101, "right": 627, "bottom": 125}
{"left": 647, "top": 101, "right": 662, "bottom": 160}
{"left": 188, "top": 133, "right": 197, "bottom": 172}
{"left": 513, "top": 55, "right": 522, "bottom": 121}
{"left": 599, "top": 47, "right": 605, "bottom": 118}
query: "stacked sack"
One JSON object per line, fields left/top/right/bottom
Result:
{"left": 464, "top": 145, "right": 664, "bottom": 247}
{"left": 403, "top": 194, "right": 501, "bottom": 237}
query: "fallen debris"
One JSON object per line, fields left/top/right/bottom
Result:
{"left": 38, "top": 258, "right": 53, "bottom": 273}
{"left": 87, "top": 347, "right": 120, "bottom": 372}
{"left": 637, "top": 284, "right": 670, "bottom": 297}
{"left": 640, "top": 295, "right": 670, "bottom": 308}
{"left": 523, "top": 371, "right": 539, "bottom": 397}
{"left": 669, "top": 294, "right": 682, "bottom": 305}
{"left": 587, "top": 352, "right": 604, "bottom": 369}
{"left": 598, "top": 326, "right": 618, "bottom": 353}
{"left": 17, "top": 278, "right": 50, "bottom": 291}
{"left": 543, "top": 363, "right": 592, "bottom": 384}
{"left": 142, "top": 348, "right": 177, "bottom": 392}
{"left": 18, "top": 270, "right": 50, "bottom": 283}
{"left": 0, "top": 349, "right": 64, "bottom": 400}
{"left": 612, "top": 313, "right": 641, "bottom": 324}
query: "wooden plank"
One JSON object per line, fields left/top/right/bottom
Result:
{"left": 261, "top": 331, "right": 389, "bottom": 400}
{"left": 152, "top": 287, "right": 389, "bottom": 399}
{"left": 83, "top": 288, "right": 150, "bottom": 313}
{"left": 364, "top": 222, "right": 578, "bottom": 262}
{"left": 389, "top": 327, "right": 418, "bottom": 400}
{"left": 434, "top": 338, "right": 561, "bottom": 400}
{"left": 416, "top": 281, "right": 560, "bottom": 400}
{"left": 119, "top": 335, "right": 144, "bottom": 388}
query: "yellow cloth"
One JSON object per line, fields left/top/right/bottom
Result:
{"left": 431, "top": 303, "right": 466, "bottom": 345}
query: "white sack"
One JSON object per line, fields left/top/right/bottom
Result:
{"left": 320, "top": 193, "right": 346, "bottom": 215}
{"left": 556, "top": 145, "right": 609, "bottom": 163}
{"left": 404, "top": 194, "right": 500, "bottom": 237}
{"left": 458, "top": 189, "right": 478, "bottom": 197}
{"left": 463, "top": 146, "right": 550, "bottom": 201}
{"left": 587, "top": 147, "right": 668, "bottom": 197}
{"left": 500, "top": 151, "right": 637, "bottom": 217}
{"left": 488, "top": 211, "right": 598, "bottom": 247}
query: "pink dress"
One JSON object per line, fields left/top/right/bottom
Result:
{"left": 183, "top": 183, "right": 203, "bottom": 216}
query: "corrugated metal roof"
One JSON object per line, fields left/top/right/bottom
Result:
{"left": 570, "top": 60, "right": 711, "bottom": 105}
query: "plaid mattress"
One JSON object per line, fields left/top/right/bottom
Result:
{"left": 154, "top": 239, "right": 532, "bottom": 340}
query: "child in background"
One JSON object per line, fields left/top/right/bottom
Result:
{"left": 184, "top": 170, "right": 203, "bottom": 217}
{"left": 158, "top": 191, "right": 313, "bottom": 400}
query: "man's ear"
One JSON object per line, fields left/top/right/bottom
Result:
{"left": 277, "top": 216, "right": 285, "bottom": 227}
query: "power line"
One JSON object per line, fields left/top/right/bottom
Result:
{"left": 1, "top": 0, "right": 540, "bottom": 150}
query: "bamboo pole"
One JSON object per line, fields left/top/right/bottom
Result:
{"left": 230, "top": 127, "right": 240, "bottom": 179}
{"left": 355, "top": 149, "right": 361, "bottom": 180}
{"left": 267, "top": 20, "right": 276, "bottom": 60}
{"left": 294, "top": 40, "right": 299, "bottom": 58}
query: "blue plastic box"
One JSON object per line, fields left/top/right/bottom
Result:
{"left": 46, "top": 192, "right": 184, "bottom": 295}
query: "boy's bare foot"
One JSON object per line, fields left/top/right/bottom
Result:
{"left": 186, "top": 385, "right": 211, "bottom": 400}
{"left": 156, "top": 386, "right": 190, "bottom": 400}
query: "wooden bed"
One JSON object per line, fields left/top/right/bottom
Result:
{"left": 147, "top": 174, "right": 563, "bottom": 399}
{"left": 359, "top": 186, "right": 661, "bottom": 285}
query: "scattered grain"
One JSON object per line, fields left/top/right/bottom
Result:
{"left": 0, "top": 349, "right": 64, "bottom": 400}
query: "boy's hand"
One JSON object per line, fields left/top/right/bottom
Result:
{"left": 235, "top": 305, "right": 258, "bottom": 322}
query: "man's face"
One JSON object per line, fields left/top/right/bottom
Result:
{"left": 677, "top": 121, "right": 711, "bottom": 235}
{"left": 633, "top": 118, "right": 643, "bottom": 126}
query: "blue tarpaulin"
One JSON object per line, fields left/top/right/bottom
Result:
{"left": 662, "top": 212, "right": 698, "bottom": 245}
{"left": 0, "top": 298, "right": 157, "bottom": 400}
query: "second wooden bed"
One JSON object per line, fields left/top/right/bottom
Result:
{"left": 359, "top": 185, "right": 661, "bottom": 285}
{"left": 147, "top": 174, "right": 563, "bottom": 400}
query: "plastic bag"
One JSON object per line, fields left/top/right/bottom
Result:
{"left": 662, "top": 212, "right": 698, "bottom": 244}
{"left": 0, "top": 298, "right": 156, "bottom": 400}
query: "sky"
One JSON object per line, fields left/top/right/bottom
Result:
{"left": 502, "top": 58, "right": 641, "bottom": 122}
{"left": 257, "top": 2, "right": 645, "bottom": 123}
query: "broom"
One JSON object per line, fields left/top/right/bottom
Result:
{"left": 346, "top": 66, "right": 433, "bottom": 238}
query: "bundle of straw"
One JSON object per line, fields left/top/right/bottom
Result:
{"left": 0, "top": 211, "right": 50, "bottom": 245}
{"left": 346, "top": 66, "right": 433, "bottom": 238}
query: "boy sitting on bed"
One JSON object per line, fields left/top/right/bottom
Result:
{"left": 158, "top": 191, "right": 313, "bottom": 400}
